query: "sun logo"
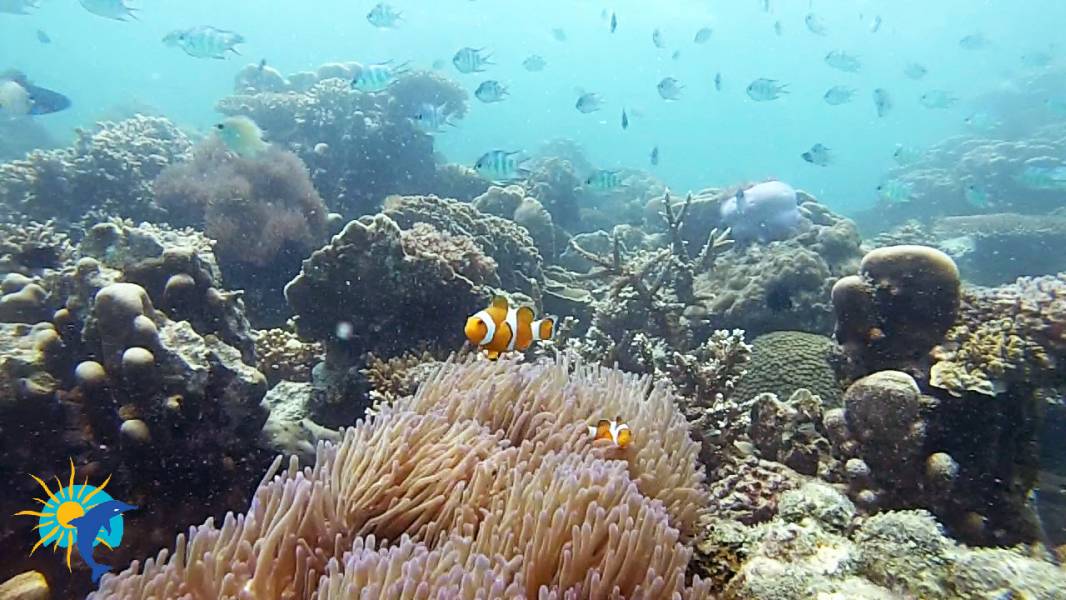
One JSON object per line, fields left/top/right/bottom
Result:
{"left": 14, "top": 459, "right": 137, "bottom": 584}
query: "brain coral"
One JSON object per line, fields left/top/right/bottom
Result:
{"left": 91, "top": 355, "right": 712, "bottom": 599}
{"left": 732, "top": 331, "right": 843, "bottom": 407}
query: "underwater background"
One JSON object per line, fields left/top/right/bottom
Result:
{"left": 2, "top": 0, "right": 1066, "bottom": 598}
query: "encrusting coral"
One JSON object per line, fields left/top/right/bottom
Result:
{"left": 91, "top": 355, "right": 714, "bottom": 599}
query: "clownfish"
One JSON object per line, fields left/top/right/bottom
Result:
{"left": 464, "top": 295, "right": 554, "bottom": 360}
{"left": 587, "top": 417, "right": 632, "bottom": 448}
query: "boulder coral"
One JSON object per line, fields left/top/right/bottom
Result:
{"left": 91, "top": 356, "right": 714, "bottom": 599}
{"left": 833, "top": 245, "right": 961, "bottom": 373}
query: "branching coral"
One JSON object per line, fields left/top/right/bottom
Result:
{"left": 0, "top": 116, "right": 192, "bottom": 225}
{"left": 0, "top": 220, "right": 73, "bottom": 276}
{"left": 92, "top": 356, "right": 713, "bottom": 599}
{"left": 255, "top": 328, "right": 323, "bottom": 386}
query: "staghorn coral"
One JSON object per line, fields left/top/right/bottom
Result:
{"left": 92, "top": 356, "right": 713, "bottom": 599}
{"left": 0, "top": 116, "right": 192, "bottom": 225}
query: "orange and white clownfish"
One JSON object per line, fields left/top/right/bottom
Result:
{"left": 587, "top": 417, "right": 632, "bottom": 448}
{"left": 464, "top": 295, "right": 555, "bottom": 360}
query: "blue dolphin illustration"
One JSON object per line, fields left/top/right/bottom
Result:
{"left": 68, "top": 500, "right": 137, "bottom": 583}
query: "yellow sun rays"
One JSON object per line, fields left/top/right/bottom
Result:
{"left": 13, "top": 458, "right": 113, "bottom": 572}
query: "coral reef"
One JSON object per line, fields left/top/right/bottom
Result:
{"left": 732, "top": 331, "right": 843, "bottom": 406}
{"left": 472, "top": 184, "right": 561, "bottom": 262}
{"left": 694, "top": 481, "right": 1066, "bottom": 599}
{"left": 92, "top": 356, "right": 714, "bottom": 599}
{"left": 857, "top": 123, "right": 1066, "bottom": 232}
{"left": 0, "top": 220, "right": 74, "bottom": 277}
{"left": 254, "top": 327, "right": 323, "bottom": 386}
{"left": 833, "top": 245, "right": 961, "bottom": 374}
{"left": 0, "top": 221, "right": 274, "bottom": 596}
{"left": 154, "top": 140, "right": 330, "bottom": 325}
{"left": 0, "top": 116, "right": 192, "bottom": 225}
{"left": 216, "top": 68, "right": 467, "bottom": 217}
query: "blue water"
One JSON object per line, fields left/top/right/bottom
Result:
{"left": 2, "top": 0, "right": 1064, "bottom": 214}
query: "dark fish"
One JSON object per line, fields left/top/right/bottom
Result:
{"left": 801, "top": 143, "right": 832, "bottom": 166}
{"left": 552, "top": 28, "right": 567, "bottom": 42}
{"left": 694, "top": 27, "right": 712, "bottom": 44}
{"left": 610, "top": 12, "right": 617, "bottom": 33}
{"left": 873, "top": 88, "right": 892, "bottom": 117}
{"left": 621, "top": 108, "right": 629, "bottom": 130}
{"left": 257, "top": 58, "right": 266, "bottom": 72}
{"left": 714, "top": 72, "right": 722, "bottom": 91}
{"left": 36, "top": 29, "right": 50, "bottom": 44}
{"left": 0, "top": 71, "right": 71, "bottom": 115}
{"left": 650, "top": 146, "right": 659, "bottom": 166}
{"left": 672, "top": 50, "right": 681, "bottom": 60}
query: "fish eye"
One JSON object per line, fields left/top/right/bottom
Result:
{"left": 215, "top": 123, "right": 225, "bottom": 130}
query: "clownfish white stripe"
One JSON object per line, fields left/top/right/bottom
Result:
{"left": 473, "top": 310, "right": 496, "bottom": 346}
{"left": 504, "top": 307, "right": 519, "bottom": 351}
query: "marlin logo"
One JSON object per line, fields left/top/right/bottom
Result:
{"left": 70, "top": 500, "right": 138, "bottom": 582}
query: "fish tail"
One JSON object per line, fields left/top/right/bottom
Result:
{"left": 90, "top": 561, "right": 112, "bottom": 583}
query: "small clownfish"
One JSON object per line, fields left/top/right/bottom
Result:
{"left": 464, "top": 295, "right": 554, "bottom": 360}
{"left": 587, "top": 417, "right": 632, "bottom": 448}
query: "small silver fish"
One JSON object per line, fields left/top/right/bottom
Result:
{"left": 877, "top": 179, "right": 913, "bottom": 203}
{"left": 920, "top": 90, "right": 958, "bottom": 109}
{"left": 474, "top": 80, "right": 508, "bottom": 103}
{"left": 1021, "top": 51, "right": 1053, "bottom": 68}
{"left": 352, "top": 61, "right": 408, "bottom": 91}
{"left": 904, "top": 62, "right": 928, "bottom": 80}
{"left": 873, "top": 88, "right": 892, "bottom": 117}
{"left": 163, "top": 26, "right": 245, "bottom": 59}
{"left": 650, "top": 146, "right": 659, "bottom": 166}
{"left": 411, "top": 102, "right": 454, "bottom": 133}
{"left": 657, "top": 77, "right": 683, "bottom": 100}
{"left": 522, "top": 55, "right": 546, "bottom": 72}
{"left": 576, "top": 92, "right": 603, "bottom": 113}
{"left": 825, "top": 51, "right": 861, "bottom": 72}
{"left": 959, "top": 33, "right": 990, "bottom": 50}
{"left": 585, "top": 169, "right": 624, "bottom": 191}
{"left": 714, "top": 72, "right": 722, "bottom": 92}
{"left": 805, "top": 13, "right": 827, "bottom": 36}
{"left": 870, "top": 15, "right": 882, "bottom": 33}
{"left": 366, "top": 3, "right": 402, "bottom": 28}
{"left": 552, "top": 28, "right": 567, "bottom": 42}
{"left": 1045, "top": 98, "right": 1066, "bottom": 115}
{"left": 892, "top": 144, "right": 922, "bottom": 165}
{"left": 823, "top": 86, "right": 855, "bottom": 105}
{"left": 774, "top": 20, "right": 783, "bottom": 36}
{"left": 610, "top": 13, "right": 617, "bottom": 33}
{"left": 36, "top": 29, "right": 50, "bottom": 44}
{"left": 801, "top": 143, "right": 832, "bottom": 166}
{"left": 453, "top": 47, "right": 492, "bottom": 73}
{"left": 475, "top": 150, "right": 527, "bottom": 181}
{"left": 964, "top": 184, "right": 990, "bottom": 208}
{"left": 694, "top": 27, "right": 712, "bottom": 44}
{"left": 963, "top": 112, "right": 1001, "bottom": 132}
{"left": 652, "top": 28, "right": 666, "bottom": 49}
{"left": 746, "top": 78, "right": 788, "bottom": 101}
{"left": 1014, "top": 164, "right": 1066, "bottom": 190}
{"left": 672, "top": 50, "right": 681, "bottom": 60}
{"left": 621, "top": 109, "right": 629, "bottom": 130}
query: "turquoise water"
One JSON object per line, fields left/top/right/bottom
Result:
{"left": 2, "top": 0, "right": 1064, "bottom": 213}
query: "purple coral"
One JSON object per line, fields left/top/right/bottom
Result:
{"left": 719, "top": 180, "right": 806, "bottom": 244}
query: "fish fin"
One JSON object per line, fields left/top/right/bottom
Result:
{"left": 90, "top": 562, "right": 111, "bottom": 584}
{"left": 490, "top": 295, "right": 509, "bottom": 311}
{"left": 485, "top": 350, "right": 500, "bottom": 361}
{"left": 230, "top": 47, "right": 242, "bottom": 56}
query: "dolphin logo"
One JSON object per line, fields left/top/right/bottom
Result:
{"left": 68, "top": 500, "right": 137, "bottom": 583}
